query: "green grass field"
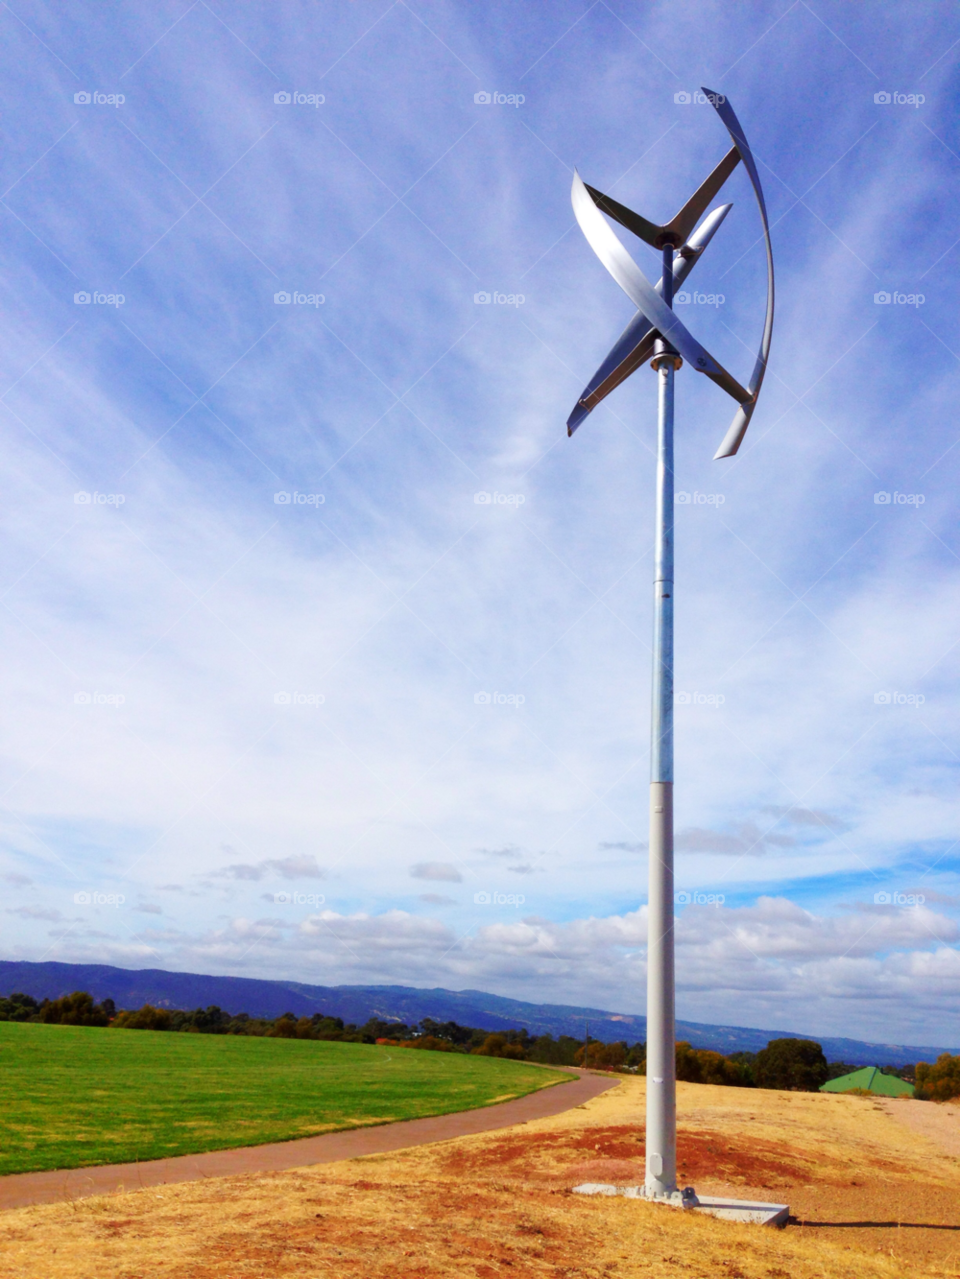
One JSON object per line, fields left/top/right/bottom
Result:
{"left": 0, "top": 1022, "right": 569, "bottom": 1175}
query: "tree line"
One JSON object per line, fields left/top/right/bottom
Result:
{"left": 0, "top": 989, "right": 948, "bottom": 1096}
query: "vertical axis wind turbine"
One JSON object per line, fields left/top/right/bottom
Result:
{"left": 568, "top": 90, "right": 774, "bottom": 1208}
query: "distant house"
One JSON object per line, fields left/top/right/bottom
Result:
{"left": 820, "top": 1066, "right": 914, "bottom": 1098}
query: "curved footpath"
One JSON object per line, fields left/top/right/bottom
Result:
{"left": 0, "top": 1069, "right": 617, "bottom": 1212}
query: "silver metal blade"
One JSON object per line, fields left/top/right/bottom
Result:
{"left": 585, "top": 146, "right": 740, "bottom": 249}
{"left": 567, "top": 203, "right": 733, "bottom": 436}
{"left": 571, "top": 171, "right": 750, "bottom": 405}
{"left": 703, "top": 89, "right": 775, "bottom": 459}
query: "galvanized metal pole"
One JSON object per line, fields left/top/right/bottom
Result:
{"left": 645, "top": 242, "right": 678, "bottom": 1200}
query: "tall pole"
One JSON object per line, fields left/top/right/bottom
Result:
{"left": 645, "top": 243, "right": 678, "bottom": 1199}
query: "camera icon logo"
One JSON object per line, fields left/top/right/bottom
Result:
{"left": 874, "top": 491, "right": 891, "bottom": 504}
{"left": 273, "top": 890, "right": 290, "bottom": 903}
{"left": 874, "top": 291, "right": 891, "bottom": 304}
{"left": 474, "top": 691, "right": 491, "bottom": 704}
{"left": 474, "top": 491, "right": 491, "bottom": 504}
{"left": 674, "top": 290, "right": 691, "bottom": 304}
{"left": 74, "top": 491, "right": 91, "bottom": 504}
{"left": 675, "top": 890, "right": 692, "bottom": 905}
{"left": 274, "top": 291, "right": 291, "bottom": 304}
{"left": 73, "top": 890, "right": 92, "bottom": 904}
{"left": 874, "top": 890, "right": 892, "bottom": 904}
{"left": 675, "top": 491, "right": 690, "bottom": 504}
{"left": 274, "top": 691, "right": 292, "bottom": 704}
{"left": 474, "top": 890, "right": 491, "bottom": 903}
{"left": 474, "top": 291, "right": 491, "bottom": 304}
{"left": 674, "top": 91, "right": 692, "bottom": 104}
{"left": 874, "top": 91, "right": 891, "bottom": 104}
{"left": 274, "top": 91, "right": 291, "bottom": 104}
{"left": 274, "top": 491, "right": 291, "bottom": 504}
{"left": 74, "top": 291, "right": 91, "bottom": 304}
{"left": 74, "top": 91, "right": 91, "bottom": 104}
{"left": 74, "top": 691, "right": 91, "bottom": 704}
{"left": 874, "top": 691, "right": 891, "bottom": 704}
{"left": 474, "top": 91, "right": 491, "bottom": 104}
{"left": 676, "top": 691, "right": 691, "bottom": 704}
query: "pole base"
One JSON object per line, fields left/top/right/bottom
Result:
{"left": 572, "top": 1183, "right": 789, "bottom": 1227}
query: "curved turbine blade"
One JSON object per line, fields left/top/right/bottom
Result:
{"left": 567, "top": 203, "right": 733, "bottom": 436}
{"left": 571, "top": 171, "right": 750, "bottom": 405}
{"left": 703, "top": 88, "right": 775, "bottom": 459}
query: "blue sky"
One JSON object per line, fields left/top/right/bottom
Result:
{"left": 2, "top": 1, "right": 959, "bottom": 1046}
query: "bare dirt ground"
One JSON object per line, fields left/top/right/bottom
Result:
{"left": 878, "top": 1095, "right": 960, "bottom": 1159}
{"left": 2, "top": 1076, "right": 959, "bottom": 1278}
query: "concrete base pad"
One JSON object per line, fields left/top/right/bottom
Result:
{"left": 572, "top": 1184, "right": 789, "bottom": 1227}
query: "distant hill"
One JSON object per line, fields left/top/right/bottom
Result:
{"left": 0, "top": 959, "right": 953, "bottom": 1067}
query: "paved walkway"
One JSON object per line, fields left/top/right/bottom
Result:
{"left": 0, "top": 1070, "right": 617, "bottom": 1211}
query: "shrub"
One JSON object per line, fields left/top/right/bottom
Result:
{"left": 675, "top": 1042, "right": 752, "bottom": 1087}
{"left": 472, "top": 1033, "right": 525, "bottom": 1060}
{"left": 111, "top": 1005, "right": 172, "bottom": 1031}
{"left": 916, "top": 1054, "right": 960, "bottom": 1102}
{"left": 575, "top": 1040, "right": 626, "bottom": 1071}
{"left": 267, "top": 1015, "right": 298, "bottom": 1038}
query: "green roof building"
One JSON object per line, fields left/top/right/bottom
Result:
{"left": 820, "top": 1066, "right": 914, "bottom": 1097}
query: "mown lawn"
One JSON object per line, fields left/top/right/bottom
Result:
{"left": 0, "top": 1021, "right": 569, "bottom": 1174}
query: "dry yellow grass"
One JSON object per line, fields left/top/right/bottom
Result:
{"left": 2, "top": 1076, "right": 959, "bottom": 1278}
